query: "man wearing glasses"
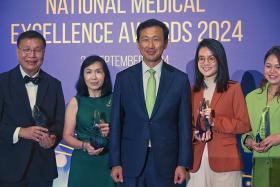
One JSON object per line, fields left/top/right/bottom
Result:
{"left": 0, "top": 30, "right": 65, "bottom": 187}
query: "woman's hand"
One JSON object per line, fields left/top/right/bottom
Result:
{"left": 259, "top": 134, "right": 280, "bottom": 151}
{"left": 245, "top": 137, "right": 266, "bottom": 153}
{"left": 201, "top": 108, "right": 213, "bottom": 125}
{"left": 84, "top": 142, "right": 104, "bottom": 155}
{"left": 194, "top": 129, "right": 212, "bottom": 142}
{"left": 97, "top": 123, "right": 110, "bottom": 137}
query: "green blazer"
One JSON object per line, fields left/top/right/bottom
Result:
{"left": 241, "top": 83, "right": 280, "bottom": 157}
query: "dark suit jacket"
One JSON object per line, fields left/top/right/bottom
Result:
{"left": 0, "top": 65, "right": 65, "bottom": 182}
{"left": 191, "top": 82, "right": 251, "bottom": 172}
{"left": 109, "top": 62, "right": 193, "bottom": 178}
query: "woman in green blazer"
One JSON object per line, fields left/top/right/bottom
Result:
{"left": 242, "top": 46, "right": 280, "bottom": 187}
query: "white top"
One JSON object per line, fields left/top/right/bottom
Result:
{"left": 203, "top": 78, "right": 216, "bottom": 102}
{"left": 20, "top": 65, "right": 39, "bottom": 110}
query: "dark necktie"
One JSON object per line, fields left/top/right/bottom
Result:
{"left": 24, "top": 75, "right": 40, "bottom": 85}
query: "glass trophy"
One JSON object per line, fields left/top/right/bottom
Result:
{"left": 89, "top": 110, "right": 109, "bottom": 149}
{"left": 255, "top": 106, "right": 270, "bottom": 143}
{"left": 195, "top": 98, "right": 211, "bottom": 138}
{"left": 32, "top": 105, "right": 48, "bottom": 128}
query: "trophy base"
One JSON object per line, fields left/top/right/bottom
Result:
{"left": 89, "top": 136, "right": 108, "bottom": 149}
{"left": 255, "top": 133, "right": 263, "bottom": 143}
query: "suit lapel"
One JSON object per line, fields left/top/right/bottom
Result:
{"left": 151, "top": 62, "right": 174, "bottom": 118}
{"left": 36, "top": 71, "right": 49, "bottom": 107}
{"left": 210, "top": 89, "right": 223, "bottom": 109}
{"left": 129, "top": 62, "right": 148, "bottom": 115}
{"left": 11, "top": 66, "right": 33, "bottom": 118}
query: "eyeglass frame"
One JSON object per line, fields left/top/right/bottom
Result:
{"left": 18, "top": 46, "right": 45, "bottom": 55}
{"left": 198, "top": 55, "right": 217, "bottom": 64}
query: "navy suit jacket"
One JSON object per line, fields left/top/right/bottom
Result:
{"left": 0, "top": 65, "right": 65, "bottom": 182}
{"left": 109, "top": 62, "right": 193, "bottom": 178}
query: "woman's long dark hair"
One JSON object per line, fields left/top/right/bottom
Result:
{"left": 259, "top": 46, "right": 280, "bottom": 99}
{"left": 75, "top": 55, "right": 112, "bottom": 97}
{"left": 193, "top": 38, "right": 230, "bottom": 93}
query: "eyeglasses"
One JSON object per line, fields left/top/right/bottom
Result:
{"left": 198, "top": 56, "right": 217, "bottom": 64}
{"left": 18, "top": 46, "right": 45, "bottom": 55}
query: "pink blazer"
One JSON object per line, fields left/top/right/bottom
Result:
{"left": 191, "top": 82, "right": 251, "bottom": 172}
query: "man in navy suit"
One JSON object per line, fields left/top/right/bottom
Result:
{"left": 0, "top": 30, "right": 65, "bottom": 187}
{"left": 109, "top": 19, "right": 193, "bottom": 187}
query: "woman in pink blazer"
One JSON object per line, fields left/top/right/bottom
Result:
{"left": 187, "top": 39, "right": 251, "bottom": 187}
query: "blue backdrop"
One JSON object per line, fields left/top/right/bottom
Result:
{"left": 1, "top": 1, "right": 280, "bottom": 186}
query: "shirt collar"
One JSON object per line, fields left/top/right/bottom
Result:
{"left": 142, "top": 60, "right": 163, "bottom": 75}
{"left": 20, "top": 65, "right": 40, "bottom": 78}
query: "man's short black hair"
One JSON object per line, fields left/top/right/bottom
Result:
{"left": 136, "top": 19, "right": 169, "bottom": 42}
{"left": 17, "top": 30, "right": 46, "bottom": 48}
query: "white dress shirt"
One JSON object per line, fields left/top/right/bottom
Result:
{"left": 142, "top": 60, "right": 163, "bottom": 147}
